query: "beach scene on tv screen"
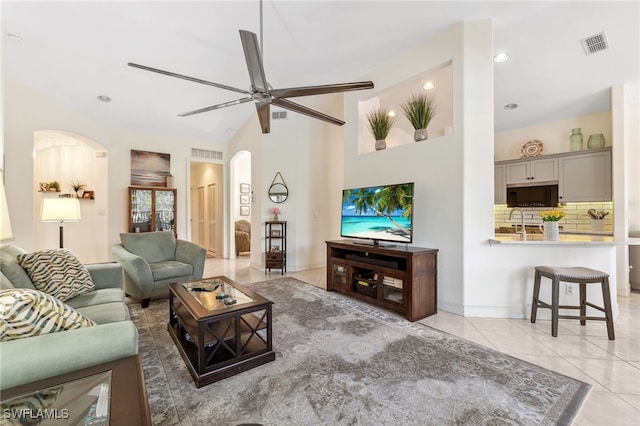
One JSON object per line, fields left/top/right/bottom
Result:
{"left": 341, "top": 184, "right": 413, "bottom": 243}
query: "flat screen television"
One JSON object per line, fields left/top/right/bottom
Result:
{"left": 341, "top": 182, "right": 414, "bottom": 246}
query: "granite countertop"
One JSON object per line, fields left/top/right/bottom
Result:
{"left": 489, "top": 234, "right": 640, "bottom": 245}
{"left": 489, "top": 233, "right": 616, "bottom": 246}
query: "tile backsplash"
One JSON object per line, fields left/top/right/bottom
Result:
{"left": 494, "top": 202, "right": 613, "bottom": 234}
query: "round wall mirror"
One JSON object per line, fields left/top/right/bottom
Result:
{"left": 268, "top": 183, "right": 288, "bottom": 203}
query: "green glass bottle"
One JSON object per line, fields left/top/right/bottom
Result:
{"left": 570, "top": 128, "right": 583, "bottom": 151}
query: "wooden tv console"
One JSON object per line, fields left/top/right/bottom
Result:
{"left": 326, "top": 240, "right": 438, "bottom": 321}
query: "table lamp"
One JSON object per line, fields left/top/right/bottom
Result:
{"left": 41, "top": 198, "right": 81, "bottom": 248}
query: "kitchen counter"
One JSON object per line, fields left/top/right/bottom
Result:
{"left": 489, "top": 234, "right": 640, "bottom": 246}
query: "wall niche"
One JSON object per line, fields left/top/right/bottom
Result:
{"left": 358, "top": 60, "right": 453, "bottom": 154}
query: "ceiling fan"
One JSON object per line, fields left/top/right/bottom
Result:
{"left": 128, "top": 29, "right": 374, "bottom": 134}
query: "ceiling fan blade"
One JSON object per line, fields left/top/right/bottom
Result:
{"left": 178, "top": 97, "right": 253, "bottom": 117}
{"left": 128, "top": 62, "right": 250, "bottom": 95}
{"left": 270, "top": 81, "right": 374, "bottom": 99}
{"left": 239, "top": 30, "right": 269, "bottom": 92}
{"left": 256, "top": 102, "right": 271, "bottom": 134}
{"left": 272, "top": 98, "right": 345, "bottom": 126}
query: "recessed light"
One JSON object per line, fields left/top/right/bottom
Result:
{"left": 504, "top": 103, "right": 518, "bottom": 110}
{"left": 97, "top": 95, "right": 112, "bottom": 102}
{"left": 387, "top": 110, "right": 396, "bottom": 117}
{"left": 422, "top": 82, "right": 435, "bottom": 90}
{"left": 493, "top": 52, "right": 510, "bottom": 63}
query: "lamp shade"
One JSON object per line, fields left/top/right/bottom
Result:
{"left": 40, "top": 198, "right": 81, "bottom": 222}
{"left": 1, "top": 179, "right": 14, "bottom": 242}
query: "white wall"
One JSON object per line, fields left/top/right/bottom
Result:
{"left": 4, "top": 77, "right": 227, "bottom": 259}
{"left": 343, "top": 21, "right": 466, "bottom": 313}
{"left": 343, "top": 20, "right": 620, "bottom": 318}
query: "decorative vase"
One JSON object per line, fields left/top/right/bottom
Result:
{"left": 166, "top": 174, "right": 175, "bottom": 188}
{"left": 273, "top": 214, "right": 279, "bottom": 221}
{"left": 375, "top": 139, "right": 386, "bottom": 150}
{"left": 569, "top": 128, "right": 583, "bottom": 151}
{"left": 587, "top": 133, "right": 605, "bottom": 149}
{"left": 541, "top": 221, "right": 560, "bottom": 241}
{"left": 414, "top": 129, "right": 428, "bottom": 142}
{"left": 591, "top": 219, "right": 604, "bottom": 232}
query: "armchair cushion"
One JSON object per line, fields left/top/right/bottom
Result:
{"left": 17, "top": 249, "right": 95, "bottom": 302}
{"left": 150, "top": 261, "right": 193, "bottom": 281}
{"left": 0, "top": 289, "right": 96, "bottom": 342}
{"left": 120, "top": 231, "right": 176, "bottom": 263}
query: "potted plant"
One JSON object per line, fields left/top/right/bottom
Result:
{"left": 46, "top": 181, "right": 60, "bottom": 192}
{"left": 538, "top": 210, "right": 565, "bottom": 241}
{"left": 366, "top": 108, "right": 396, "bottom": 150}
{"left": 71, "top": 181, "right": 87, "bottom": 198}
{"left": 400, "top": 92, "right": 438, "bottom": 141}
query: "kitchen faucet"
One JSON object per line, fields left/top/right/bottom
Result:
{"left": 509, "top": 208, "right": 527, "bottom": 240}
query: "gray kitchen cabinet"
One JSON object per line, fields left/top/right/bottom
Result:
{"left": 505, "top": 157, "right": 558, "bottom": 184}
{"left": 494, "top": 165, "right": 506, "bottom": 204}
{"left": 558, "top": 149, "right": 612, "bottom": 202}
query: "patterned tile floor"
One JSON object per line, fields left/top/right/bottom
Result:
{"left": 200, "top": 256, "right": 640, "bottom": 426}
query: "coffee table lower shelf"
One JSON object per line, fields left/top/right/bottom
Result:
{"left": 167, "top": 324, "right": 275, "bottom": 388}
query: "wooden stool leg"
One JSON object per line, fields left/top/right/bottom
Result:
{"left": 579, "top": 282, "right": 587, "bottom": 326}
{"left": 601, "top": 277, "right": 615, "bottom": 340}
{"left": 551, "top": 277, "right": 560, "bottom": 337}
{"left": 531, "top": 270, "right": 542, "bottom": 323}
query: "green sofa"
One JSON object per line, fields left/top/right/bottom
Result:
{"left": 0, "top": 245, "right": 138, "bottom": 390}
{"left": 112, "top": 231, "right": 206, "bottom": 308}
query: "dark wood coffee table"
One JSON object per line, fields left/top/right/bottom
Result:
{"left": 168, "top": 276, "right": 275, "bottom": 388}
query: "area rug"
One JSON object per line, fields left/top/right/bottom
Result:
{"left": 130, "top": 277, "right": 591, "bottom": 426}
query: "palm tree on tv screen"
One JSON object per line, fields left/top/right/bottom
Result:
{"left": 343, "top": 184, "right": 413, "bottom": 236}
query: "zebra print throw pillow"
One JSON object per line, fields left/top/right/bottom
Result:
{"left": 0, "top": 288, "right": 96, "bottom": 341}
{"left": 17, "top": 249, "right": 95, "bottom": 302}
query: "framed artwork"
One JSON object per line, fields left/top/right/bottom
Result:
{"left": 240, "top": 183, "right": 250, "bottom": 193}
{"left": 82, "top": 190, "right": 95, "bottom": 199}
{"left": 240, "top": 194, "right": 250, "bottom": 205}
{"left": 130, "top": 150, "right": 170, "bottom": 187}
{"left": 240, "top": 206, "right": 250, "bottom": 216}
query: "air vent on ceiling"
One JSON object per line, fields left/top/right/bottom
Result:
{"left": 581, "top": 32, "right": 609, "bottom": 55}
{"left": 272, "top": 111, "right": 287, "bottom": 120}
{"left": 191, "top": 148, "right": 222, "bottom": 161}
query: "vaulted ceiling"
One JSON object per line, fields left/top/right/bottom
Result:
{"left": 2, "top": 1, "right": 638, "bottom": 143}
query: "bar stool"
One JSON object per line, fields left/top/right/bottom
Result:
{"left": 531, "top": 266, "right": 615, "bottom": 340}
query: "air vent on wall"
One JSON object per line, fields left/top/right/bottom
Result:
{"left": 581, "top": 32, "right": 609, "bottom": 55}
{"left": 271, "top": 111, "right": 287, "bottom": 120}
{"left": 191, "top": 148, "right": 222, "bottom": 161}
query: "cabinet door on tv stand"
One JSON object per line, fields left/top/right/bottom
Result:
{"left": 330, "top": 263, "right": 350, "bottom": 289}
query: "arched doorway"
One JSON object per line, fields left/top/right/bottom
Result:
{"left": 33, "top": 130, "right": 109, "bottom": 263}
{"left": 230, "top": 151, "right": 252, "bottom": 259}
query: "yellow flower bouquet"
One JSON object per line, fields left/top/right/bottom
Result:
{"left": 539, "top": 210, "right": 565, "bottom": 222}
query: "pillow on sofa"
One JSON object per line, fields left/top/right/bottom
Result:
{"left": 120, "top": 231, "right": 176, "bottom": 263}
{"left": 17, "top": 249, "right": 95, "bottom": 302}
{"left": 0, "top": 288, "right": 96, "bottom": 341}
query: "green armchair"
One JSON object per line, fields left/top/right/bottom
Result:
{"left": 112, "top": 231, "right": 206, "bottom": 308}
